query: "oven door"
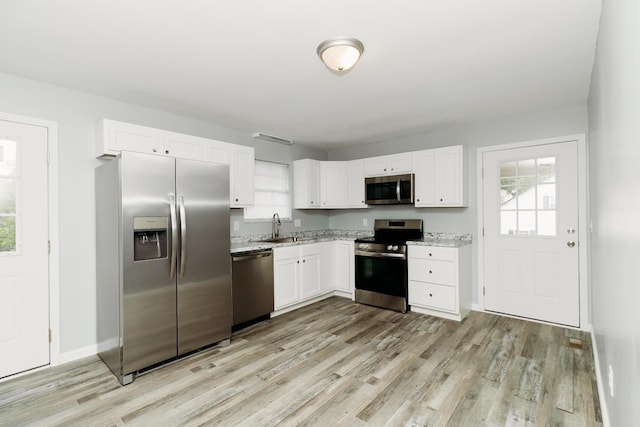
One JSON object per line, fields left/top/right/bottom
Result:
{"left": 355, "top": 252, "right": 408, "bottom": 298}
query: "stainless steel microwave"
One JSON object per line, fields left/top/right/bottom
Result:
{"left": 365, "top": 174, "right": 414, "bottom": 205}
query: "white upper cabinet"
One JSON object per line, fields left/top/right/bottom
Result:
{"left": 96, "top": 119, "right": 255, "bottom": 207}
{"left": 414, "top": 145, "right": 466, "bottom": 207}
{"left": 346, "top": 160, "right": 367, "bottom": 208}
{"left": 230, "top": 145, "right": 255, "bottom": 207}
{"left": 97, "top": 119, "right": 164, "bottom": 157}
{"left": 293, "top": 159, "right": 321, "bottom": 208}
{"left": 295, "top": 159, "right": 367, "bottom": 209}
{"left": 163, "top": 131, "right": 205, "bottom": 159}
{"left": 320, "top": 162, "right": 347, "bottom": 208}
{"left": 364, "top": 153, "right": 413, "bottom": 176}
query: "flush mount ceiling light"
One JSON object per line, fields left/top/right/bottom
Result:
{"left": 317, "top": 37, "right": 364, "bottom": 73}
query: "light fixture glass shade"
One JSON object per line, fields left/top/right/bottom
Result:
{"left": 317, "top": 38, "right": 364, "bottom": 72}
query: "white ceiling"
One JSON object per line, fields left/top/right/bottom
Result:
{"left": 0, "top": 1, "right": 601, "bottom": 150}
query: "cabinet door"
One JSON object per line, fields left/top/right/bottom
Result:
{"left": 333, "top": 241, "right": 354, "bottom": 293}
{"left": 163, "top": 131, "right": 204, "bottom": 160}
{"left": 434, "top": 146, "right": 463, "bottom": 206}
{"left": 387, "top": 154, "right": 413, "bottom": 174}
{"left": 320, "top": 243, "right": 334, "bottom": 293}
{"left": 202, "top": 139, "right": 231, "bottom": 164}
{"left": 293, "top": 159, "right": 321, "bottom": 208}
{"left": 100, "top": 119, "right": 163, "bottom": 157}
{"left": 274, "top": 256, "right": 299, "bottom": 310}
{"left": 413, "top": 150, "right": 436, "bottom": 207}
{"left": 364, "top": 156, "right": 388, "bottom": 176}
{"left": 230, "top": 145, "right": 255, "bottom": 207}
{"left": 320, "top": 162, "right": 347, "bottom": 208}
{"left": 300, "top": 245, "right": 322, "bottom": 300}
{"left": 346, "top": 160, "right": 366, "bottom": 207}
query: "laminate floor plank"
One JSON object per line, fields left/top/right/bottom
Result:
{"left": 0, "top": 297, "right": 601, "bottom": 426}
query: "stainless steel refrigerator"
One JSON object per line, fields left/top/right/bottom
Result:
{"left": 96, "top": 151, "right": 231, "bottom": 385}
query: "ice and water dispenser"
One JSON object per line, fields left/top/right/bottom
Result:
{"left": 133, "top": 217, "right": 168, "bottom": 261}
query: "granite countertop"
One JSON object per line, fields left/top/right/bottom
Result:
{"left": 406, "top": 232, "right": 472, "bottom": 248}
{"left": 230, "top": 230, "right": 472, "bottom": 253}
{"left": 230, "top": 230, "right": 372, "bottom": 254}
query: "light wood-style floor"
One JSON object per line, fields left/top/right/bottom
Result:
{"left": 0, "top": 297, "right": 601, "bottom": 426}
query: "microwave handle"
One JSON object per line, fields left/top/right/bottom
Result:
{"left": 396, "top": 180, "right": 401, "bottom": 202}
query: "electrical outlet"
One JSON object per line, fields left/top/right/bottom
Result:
{"left": 608, "top": 365, "right": 614, "bottom": 397}
{"left": 362, "top": 218, "right": 368, "bottom": 227}
{"left": 294, "top": 219, "right": 301, "bottom": 227}
{"left": 233, "top": 220, "right": 240, "bottom": 231}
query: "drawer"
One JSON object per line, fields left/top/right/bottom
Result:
{"left": 409, "top": 281, "right": 456, "bottom": 312}
{"left": 273, "top": 245, "right": 299, "bottom": 261}
{"left": 408, "top": 258, "right": 455, "bottom": 285}
{"left": 408, "top": 245, "right": 455, "bottom": 261}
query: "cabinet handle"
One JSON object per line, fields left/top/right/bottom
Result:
{"left": 429, "top": 293, "right": 433, "bottom": 297}
{"left": 429, "top": 270, "right": 433, "bottom": 274}
{"left": 303, "top": 259, "right": 306, "bottom": 263}
{"left": 384, "top": 168, "right": 387, "bottom": 171}
{"left": 153, "top": 148, "right": 157, "bottom": 153}
{"left": 165, "top": 150, "right": 170, "bottom": 154}
{"left": 428, "top": 253, "right": 432, "bottom": 257}
{"left": 417, "top": 199, "right": 420, "bottom": 202}
{"left": 297, "top": 260, "right": 300, "bottom": 264}
{"left": 440, "top": 198, "right": 444, "bottom": 202}
{"left": 310, "top": 201, "right": 314, "bottom": 204}
{"left": 235, "top": 198, "right": 239, "bottom": 202}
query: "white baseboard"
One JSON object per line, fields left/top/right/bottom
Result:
{"left": 56, "top": 344, "right": 98, "bottom": 365}
{"left": 589, "top": 325, "right": 611, "bottom": 427}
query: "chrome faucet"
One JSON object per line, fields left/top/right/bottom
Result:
{"left": 272, "top": 213, "right": 281, "bottom": 239}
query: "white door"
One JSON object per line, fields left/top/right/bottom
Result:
{"left": 0, "top": 120, "right": 50, "bottom": 378}
{"left": 482, "top": 140, "right": 580, "bottom": 327}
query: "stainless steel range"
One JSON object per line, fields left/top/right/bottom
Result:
{"left": 354, "top": 219, "right": 423, "bottom": 313}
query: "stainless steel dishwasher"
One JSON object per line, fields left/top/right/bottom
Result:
{"left": 231, "top": 249, "right": 274, "bottom": 329}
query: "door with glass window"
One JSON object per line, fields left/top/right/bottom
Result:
{"left": 482, "top": 140, "right": 579, "bottom": 326}
{"left": 0, "top": 120, "right": 50, "bottom": 378}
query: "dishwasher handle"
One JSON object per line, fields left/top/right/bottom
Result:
{"left": 232, "top": 250, "right": 273, "bottom": 262}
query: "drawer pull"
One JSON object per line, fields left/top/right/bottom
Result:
{"left": 429, "top": 270, "right": 433, "bottom": 274}
{"left": 429, "top": 293, "right": 433, "bottom": 297}
{"left": 429, "top": 253, "right": 432, "bottom": 257}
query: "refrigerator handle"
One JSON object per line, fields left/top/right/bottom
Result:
{"left": 169, "top": 193, "right": 178, "bottom": 279}
{"left": 179, "top": 195, "right": 187, "bottom": 278}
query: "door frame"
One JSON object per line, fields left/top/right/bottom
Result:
{"left": 0, "top": 111, "right": 60, "bottom": 368}
{"left": 477, "top": 134, "right": 589, "bottom": 330}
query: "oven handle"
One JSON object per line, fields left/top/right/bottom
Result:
{"left": 355, "top": 250, "right": 407, "bottom": 260}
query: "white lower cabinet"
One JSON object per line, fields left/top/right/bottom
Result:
{"left": 273, "top": 241, "right": 354, "bottom": 312}
{"left": 273, "top": 243, "right": 331, "bottom": 311}
{"left": 333, "top": 240, "right": 354, "bottom": 296}
{"left": 408, "top": 244, "right": 471, "bottom": 321}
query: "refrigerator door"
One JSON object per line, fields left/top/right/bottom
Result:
{"left": 176, "top": 158, "right": 231, "bottom": 354}
{"left": 121, "top": 151, "right": 178, "bottom": 374}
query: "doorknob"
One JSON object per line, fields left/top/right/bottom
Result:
{"left": 567, "top": 241, "right": 576, "bottom": 248}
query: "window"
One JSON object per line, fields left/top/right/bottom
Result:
{"left": 244, "top": 160, "right": 291, "bottom": 221}
{"left": 499, "top": 156, "right": 557, "bottom": 236}
{"left": 0, "top": 138, "right": 18, "bottom": 253}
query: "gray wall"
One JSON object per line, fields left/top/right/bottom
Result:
{"left": 0, "top": 72, "right": 327, "bottom": 354}
{"left": 588, "top": 0, "right": 639, "bottom": 424}
{"left": 327, "top": 105, "right": 588, "bottom": 305}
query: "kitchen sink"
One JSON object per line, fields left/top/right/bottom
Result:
{"left": 257, "top": 236, "right": 316, "bottom": 244}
